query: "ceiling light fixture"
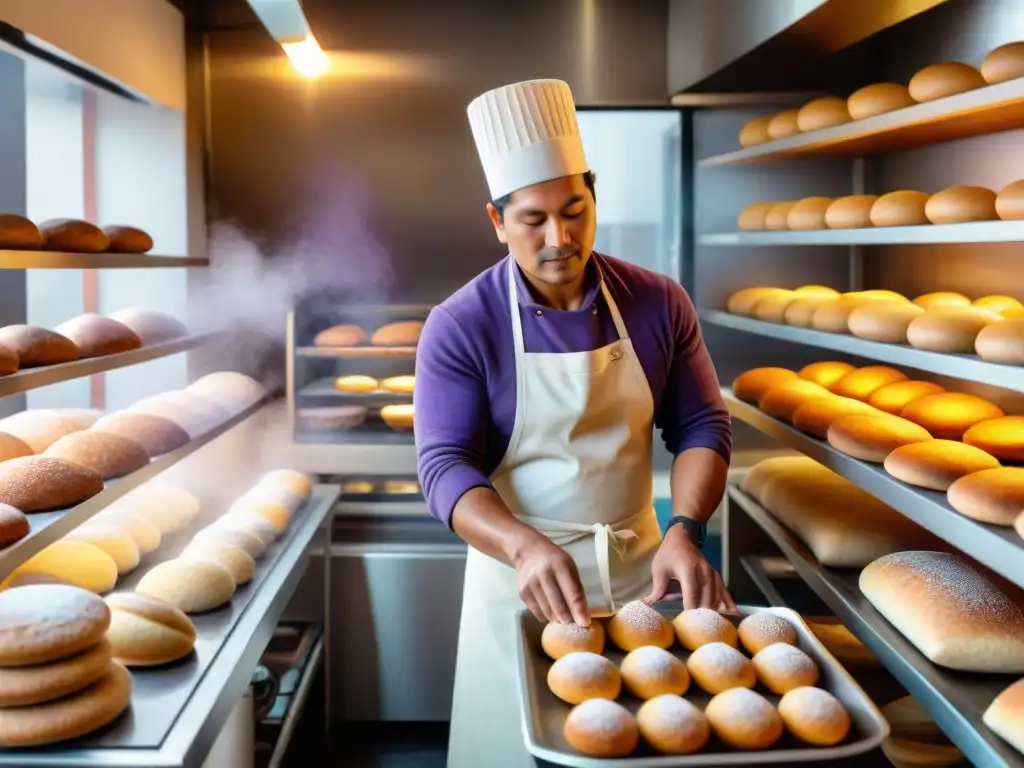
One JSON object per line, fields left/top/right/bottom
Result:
{"left": 245, "top": 0, "right": 328, "bottom": 78}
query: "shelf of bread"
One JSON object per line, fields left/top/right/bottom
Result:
{"left": 701, "top": 42, "right": 1024, "bottom": 167}
{"left": 726, "top": 485, "right": 1024, "bottom": 767}
{"left": 0, "top": 371, "right": 270, "bottom": 583}
{"left": 0, "top": 252, "right": 208, "bottom": 269}
{"left": 700, "top": 219, "right": 1024, "bottom": 245}
{"left": 300, "top": 375, "right": 415, "bottom": 400}
{"left": 298, "top": 319, "right": 424, "bottom": 358}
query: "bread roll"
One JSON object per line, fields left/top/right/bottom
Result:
{"left": 848, "top": 301, "right": 925, "bottom": 343}
{"left": 0, "top": 639, "right": 111, "bottom": 707}
{"left": 827, "top": 413, "right": 933, "bottom": 463}
{"left": 181, "top": 540, "right": 255, "bottom": 586}
{"left": 805, "top": 617, "right": 877, "bottom": 665}
{"left": 810, "top": 296, "right": 866, "bottom": 333}
{"left": 107, "top": 307, "right": 188, "bottom": 345}
{"left": 759, "top": 380, "right": 834, "bottom": 422}
{"left": 983, "top": 679, "right": 1024, "bottom": 756}
{"left": 975, "top": 294, "right": 1024, "bottom": 314}
{"left": 704, "top": 688, "right": 782, "bottom": 750}
{"left": 867, "top": 380, "right": 945, "bottom": 415}
{"left": 825, "top": 195, "right": 879, "bottom": 229}
{"left": 900, "top": 392, "right": 1005, "bottom": 440}
{"left": 766, "top": 110, "right": 800, "bottom": 140}
{"left": 738, "top": 202, "right": 774, "bottom": 231}
{"left": 563, "top": 699, "right": 638, "bottom": 758}
{"left": 784, "top": 296, "right": 837, "bottom": 327}
{"left": 43, "top": 431, "right": 150, "bottom": 479}
{"left": 381, "top": 375, "right": 415, "bottom": 394}
{"left": 912, "top": 291, "right": 971, "bottom": 311}
{"left": 885, "top": 440, "right": 1000, "bottom": 491}
{"left": 765, "top": 202, "right": 796, "bottom": 230}
{"left": 907, "top": 306, "right": 1002, "bottom": 352}
{"left": 136, "top": 558, "right": 236, "bottom": 614}
{"left": 381, "top": 403, "right": 414, "bottom": 431}
{"left": 90, "top": 412, "right": 190, "bottom": 457}
{"left": 192, "top": 526, "right": 266, "bottom": 560}
{"left": 104, "top": 592, "right": 195, "bottom": 667}
{"left": 0, "top": 541, "right": 118, "bottom": 594}
{"left": 981, "top": 41, "right": 1024, "bottom": 84}
{"left": 606, "top": 601, "right": 674, "bottom": 652}
{"left": 0, "top": 214, "right": 43, "bottom": 249}
{"left": 751, "top": 291, "right": 796, "bottom": 323}
{"left": 794, "top": 284, "right": 841, "bottom": 298}
{"left": 847, "top": 83, "right": 915, "bottom": 119}
{"left": 778, "top": 687, "right": 851, "bottom": 746}
{"left": 975, "top": 318, "right": 1024, "bottom": 363}
{"left": 963, "top": 416, "right": 1024, "bottom": 461}
{"left": 996, "top": 179, "right": 1024, "bottom": 220}
{"left": 53, "top": 408, "right": 104, "bottom": 430}
{"left": 0, "top": 585, "right": 110, "bottom": 666}
{"left": 852, "top": 289, "right": 911, "bottom": 303}
{"left": 0, "top": 410, "right": 83, "bottom": 453}
{"left": 797, "top": 361, "right": 855, "bottom": 388}
{"left": 860, "top": 551, "right": 1024, "bottom": 672}
{"left": 0, "top": 503, "right": 29, "bottom": 548}
{"left": 786, "top": 197, "right": 833, "bottom": 230}
{"left": 93, "top": 509, "right": 161, "bottom": 555}
{"left": 737, "top": 612, "right": 798, "bottom": 656}
{"left": 541, "top": 621, "right": 605, "bottom": 660}
{"left": 102, "top": 225, "right": 153, "bottom": 254}
{"left": 792, "top": 397, "right": 878, "bottom": 439}
{"left": 686, "top": 642, "right": 755, "bottom": 694}
{"left": 869, "top": 190, "right": 931, "bottom": 227}
{"left": 726, "top": 287, "right": 790, "bottom": 316}
{"left": 314, "top": 324, "right": 365, "bottom": 347}
{"left": 947, "top": 467, "right": 1024, "bottom": 526}
{"left": 211, "top": 512, "right": 278, "bottom": 545}
{"left": 739, "top": 456, "right": 820, "bottom": 501}
{"left": 797, "top": 96, "right": 851, "bottom": 132}
{"left": 113, "top": 484, "right": 200, "bottom": 535}
{"left": 0, "top": 432, "right": 32, "bottom": 463}
{"left": 830, "top": 365, "right": 908, "bottom": 401}
{"left": 732, "top": 368, "right": 798, "bottom": 402}
{"left": 53, "top": 314, "right": 141, "bottom": 357}
{"left": 547, "top": 651, "right": 621, "bottom": 704}
{"left": 127, "top": 391, "right": 223, "bottom": 438}
{"left": 672, "top": 608, "right": 738, "bottom": 651}
{"left": 39, "top": 219, "right": 109, "bottom": 253}
{"left": 925, "top": 186, "right": 998, "bottom": 224}
{"left": 636, "top": 694, "right": 710, "bottom": 755}
{"left": 620, "top": 645, "right": 690, "bottom": 699}
{"left": 228, "top": 497, "right": 290, "bottom": 534}
{"left": 63, "top": 523, "right": 140, "bottom": 575}
{"left": 186, "top": 371, "right": 266, "bottom": 413}
{"left": 334, "top": 375, "right": 378, "bottom": 393}
{"left": 237, "top": 482, "right": 301, "bottom": 513}
{"left": 751, "top": 643, "right": 819, "bottom": 694}
{"left": 0, "top": 325, "right": 78, "bottom": 367}
{"left": 371, "top": 321, "right": 423, "bottom": 347}
{"left": 0, "top": 456, "right": 103, "bottom": 512}
{"left": 739, "top": 116, "right": 773, "bottom": 147}
{"left": 299, "top": 406, "right": 368, "bottom": 431}
{"left": 909, "top": 62, "right": 986, "bottom": 102}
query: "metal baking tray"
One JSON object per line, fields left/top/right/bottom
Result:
{"left": 517, "top": 604, "right": 889, "bottom": 766}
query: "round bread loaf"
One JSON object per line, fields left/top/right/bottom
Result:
{"left": 0, "top": 456, "right": 103, "bottom": 512}
{"left": 371, "top": 321, "right": 424, "bottom": 347}
{"left": 785, "top": 296, "right": 837, "bottom": 327}
{"left": 334, "top": 375, "right": 378, "bottom": 393}
{"left": 299, "top": 406, "right": 368, "bottom": 431}
{"left": 786, "top": 197, "right": 833, "bottom": 230}
{"left": 381, "top": 403, "right": 414, "bottom": 431}
{"left": 797, "top": 361, "right": 855, "bottom": 388}
{"left": 995, "top": 179, "right": 1024, "bottom": 220}
{"left": 900, "top": 392, "right": 1005, "bottom": 440}
{"left": 751, "top": 291, "right": 796, "bottom": 323}
{"left": 827, "top": 413, "right": 933, "bottom": 463}
{"left": 766, "top": 110, "right": 800, "bottom": 140}
{"left": 847, "top": 82, "right": 915, "bottom": 119}
{"left": 739, "top": 456, "right": 821, "bottom": 501}
{"left": 925, "top": 186, "right": 998, "bottom": 224}
{"left": 705, "top": 688, "right": 782, "bottom": 750}
{"left": 829, "top": 365, "right": 908, "bottom": 401}
{"left": 869, "top": 190, "right": 931, "bottom": 227}
{"left": 778, "top": 686, "right": 851, "bottom": 746}
{"left": 759, "top": 380, "right": 833, "bottom": 422}
{"left": 981, "top": 41, "right": 1024, "bottom": 84}
{"left": 93, "top": 509, "right": 161, "bottom": 555}
{"left": 983, "top": 678, "right": 1024, "bottom": 757}
{"left": 963, "top": 416, "right": 1024, "bottom": 461}
{"left": 0, "top": 214, "right": 43, "bottom": 249}
{"left": 107, "top": 307, "right": 188, "bottom": 345}
{"left": 313, "top": 324, "right": 365, "bottom": 347}
{"left": 0, "top": 503, "right": 29, "bottom": 548}
{"left": 228, "top": 497, "right": 290, "bottom": 534}
{"left": 867, "top": 380, "right": 946, "bottom": 415}
{"left": 104, "top": 592, "right": 196, "bottom": 666}
{"left": 381, "top": 375, "right": 415, "bottom": 394}
{"left": 636, "top": 694, "right": 709, "bottom": 755}
{"left": 825, "top": 195, "right": 879, "bottom": 229}
{"left": 732, "top": 368, "right": 798, "bottom": 402}
{"left": 102, "top": 225, "right": 153, "bottom": 254}
{"left": 884, "top": 440, "right": 1001, "bottom": 491}
{"left": 1, "top": 541, "right": 118, "bottom": 594}
{"left": 541, "top": 621, "right": 605, "bottom": 660}
{"left": 764, "top": 202, "right": 796, "bottom": 230}
{"left": 0, "top": 410, "right": 84, "bottom": 453}
{"left": 737, "top": 612, "right": 798, "bottom": 655}
{"left": 947, "top": 467, "right": 1024, "bottom": 526}
{"left": 726, "top": 287, "right": 790, "bottom": 316}
{"left": 606, "top": 601, "right": 674, "bottom": 652}
{"left": 193, "top": 526, "right": 266, "bottom": 559}
{"left": 975, "top": 294, "right": 1024, "bottom": 314}
{"left": 211, "top": 512, "right": 279, "bottom": 545}
{"left": 912, "top": 291, "right": 971, "bottom": 310}
{"left": 810, "top": 296, "right": 867, "bottom": 333}
{"left": 63, "top": 524, "right": 140, "bottom": 575}
{"left": 0, "top": 325, "right": 78, "bottom": 367}
{"left": 796, "top": 96, "right": 850, "bottom": 132}
{"left": 39, "top": 219, "right": 109, "bottom": 253}
{"left": 620, "top": 645, "right": 690, "bottom": 699}
{"left": 0, "top": 585, "right": 110, "bottom": 666}
{"left": 672, "top": 608, "right": 738, "bottom": 651}
{"left": 113, "top": 484, "right": 200, "bottom": 536}
{"left": 547, "top": 651, "right": 621, "bottom": 704}
{"left": 563, "top": 699, "right": 638, "bottom": 758}
{"left": 738, "top": 115, "right": 773, "bottom": 147}
{"left": 907, "top": 306, "right": 1003, "bottom": 352}
{"left": 737, "top": 202, "right": 774, "bottom": 231}
{"left": 181, "top": 541, "right": 255, "bottom": 586}
{"left": 0, "top": 639, "right": 111, "bottom": 707}
{"left": 53, "top": 314, "right": 141, "bottom": 358}
{"left": 43, "top": 430, "right": 150, "bottom": 479}
{"left": 975, "top": 318, "right": 1024, "bottom": 363}
{"left": 848, "top": 301, "right": 925, "bottom": 343}
{"left": 792, "top": 396, "right": 879, "bottom": 439}
{"left": 909, "top": 62, "right": 986, "bottom": 101}
{"left": 135, "top": 558, "right": 236, "bottom": 614}
{"left": 751, "top": 643, "right": 819, "bottom": 694}
{"left": 258, "top": 469, "right": 313, "bottom": 500}
{"left": 90, "top": 412, "right": 191, "bottom": 457}
{"left": 686, "top": 642, "right": 755, "bottom": 694}
{"left": 186, "top": 371, "right": 266, "bottom": 413}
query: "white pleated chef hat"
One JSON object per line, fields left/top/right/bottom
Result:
{"left": 467, "top": 79, "right": 589, "bottom": 200}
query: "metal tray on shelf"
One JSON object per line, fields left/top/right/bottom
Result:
{"left": 517, "top": 603, "right": 889, "bottom": 767}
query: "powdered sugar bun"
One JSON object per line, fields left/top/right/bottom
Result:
{"left": 546, "top": 651, "right": 621, "bottom": 705}
{"left": 686, "top": 641, "right": 756, "bottom": 694}
{"left": 619, "top": 646, "right": 690, "bottom": 699}
{"left": 563, "top": 699, "right": 638, "bottom": 758}
{"left": 738, "top": 612, "right": 798, "bottom": 655}
{"left": 0, "top": 585, "right": 111, "bottom": 666}
{"left": 705, "top": 688, "right": 783, "bottom": 750}
{"left": 636, "top": 694, "right": 710, "bottom": 754}
{"left": 778, "top": 686, "right": 851, "bottom": 746}
{"left": 672, "top": 608, "right": 738, "bottom": 651}
{"left": 752, "top": 643, "right": 819, "bottom": 694}
{"left": 541, "top": 620, "right": 605, "bottom": 660}
{"left": 606, "top": 601, "right": 674, "bottom": 652}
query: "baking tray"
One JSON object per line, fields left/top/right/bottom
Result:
{"left": 517, "top": 604, "right": 889, "bottom": 766}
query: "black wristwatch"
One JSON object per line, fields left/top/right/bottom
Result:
{"left": 665, "top": 516, "right": 707, "bottom": 548}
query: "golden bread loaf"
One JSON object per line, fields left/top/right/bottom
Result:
{"left": 104, "top": 592, "right": 196, "bottom": 667}
{"left": 0, "top": 214, "right": 43, "bottom": 249}
{"left": 102, "top": 225, "right": 153, "bottom": 254}
{"left": 947, "top": 467, "right": 1024, "bottom": 526}
{"left": 975, "top": 318, "right": 1024, "bottom": 363}
{"left": 912, "top": 291, "right": 971, "bottom": 310}
{"left": 737, "top": 202, "right": 774, "bottom": 231}
{"left": 962, "top": 416, "right": 1024, "bottom": 461}
{"left": 867, "top": 380, "right": 945, "bottom": 415}
{"left": 371, "top": 321, "right": 423, "bottom": 347}
{"left": 63, "top": 523, "right": 140, "bottom": 575}
{"left": 751, "top": 291, "right": 796, "bottom": 323}
{"left": 786, "top": 197, "right": 833, "bottom": 230}
{"left": 39, "top": 219, "right": 109, "bottom": 253}
{"left": 0, "top": 325, "right": 78, "bottom": 367}
{"left": 0, "top": 432, "right": 32, "bottom": 462}
{"left": 847, "top": 83, "right": 915, "bottom": 119}
{"left": 764, "top": 202, "right": 796, "bottom": 230}
{"left": 797, "top": 361, "right": 855, "bottom": 388}
{"left": 827, "top": 413, "right": 932, "bottom": 463}
{"left": 313, "top": 324, "right": 365, "bottom": 347}
{"left": 44, "top": 430, "right": 150, "bottom": 479}
{"left": 924, "top": 186, "right": 998, "bottom": 224}
{"left": 726, "top": 287, "right": 790, "bottom": 316}
{"left": 884, "top": 440, "right": 1001, "bottom": 491}
{"left": 53, "top": 314, "right": 141, "bottom": 358}
{"left": 825, "top": 195, "right": 878, "bottom": 229}
{"left": 333, "top": 375, "right": 378, "bottom": 393}
{"left": 908, "top": 62, "right": 986, "bottom": 101}
{"left": 758, "top": 380, "right": 834, "bottom": 422}
{"left": 791, "top": 396, "right": 878, "bottom": 439}
{"left": 981, "top": 41, "right": 1024, "bottom": 85}
{"left": 0, "top": 541, "right": 118, "bottom": 594}
{"left": 869, "top": 190, "right": 931, "bottom": 227}
{"left": 739, "top": 456, "right": 820, "bottom": 501}
{"left": 784, "top": 296, "right": 837, "bottom": 327}
{"left": 766, "top": 110, "right": 800, "bottom": 140}
{"left": 996, "top": 179, "right": 1024, "bottom": 220}
{"left": 900, "top": 392, "right": 1005, "bottom": 440}
{"left": 829, "top": 365, "right": 908, "bottom": 401}
{"left": 192, "top": 526, "right": 266, "bottom": 560}
{"left": 796, "top": 97, "right": 850, "bottom": 132}
{"left": 0, "top": 585, "right": 110, "bottom": 666}
{"left": 381, "top": 375, "right": 415, "bottom": 394}
{"left": 0, "top": 456, "right": 103, "bottom": 512}
{"left": 847, "top": 301, "right": 925, "bottom": 343}
{"left": 907, "top": 306, "right": 1003, "bottom": 352}
{"left": 738, "top": 116, "right": 773, "bottom": 147}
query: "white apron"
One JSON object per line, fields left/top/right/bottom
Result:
{"left": 447, "top": 258, "right": 663, "bottom": 768}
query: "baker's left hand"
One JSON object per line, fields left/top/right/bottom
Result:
{"left": 643, "top": 525, "right": 737, "bottom": 611}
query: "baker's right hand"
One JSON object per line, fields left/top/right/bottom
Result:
{"left": 513, "top": 536, "right": 590, "bottom": 627}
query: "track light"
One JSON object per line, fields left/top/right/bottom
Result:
{"left": 245, "top": 0, "right": 327, "bottom": 78}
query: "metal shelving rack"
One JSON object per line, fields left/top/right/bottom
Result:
{"left": 0, "top": 251, "right": 209, "bottom": 269}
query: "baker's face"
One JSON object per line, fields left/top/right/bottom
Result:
{"left": 487, "top": 174, "right": 596, "bottom": 286}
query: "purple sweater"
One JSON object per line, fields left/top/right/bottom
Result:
{"left": 414, "top": 253, "right": 732, "bottom": 527}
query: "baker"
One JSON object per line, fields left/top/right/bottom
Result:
{"left": 414, "top": 79, "right": 733, "bottom": 767}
